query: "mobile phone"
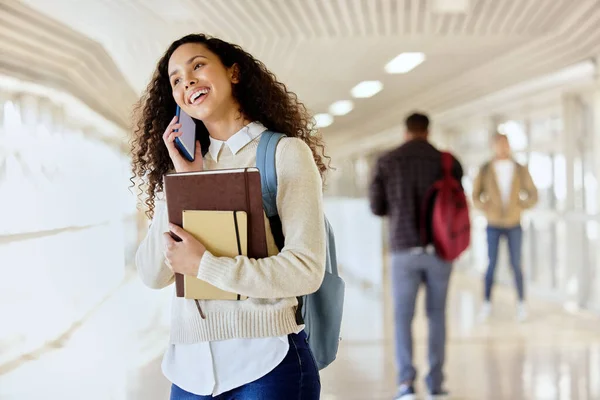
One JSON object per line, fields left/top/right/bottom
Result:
{"left": 174, "top": 106, "right": 196, "bottom": 162}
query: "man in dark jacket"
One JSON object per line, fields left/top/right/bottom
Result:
{"left": 369, "top": 113, "right": 463, "bottom": 400}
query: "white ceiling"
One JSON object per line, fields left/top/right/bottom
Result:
{"left": 15, "top": 0, "right": 600, "bottom": 152}
{"left": 0, "top": 1, "right": 138, "bottom": 129}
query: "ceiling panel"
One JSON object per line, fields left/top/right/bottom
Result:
{"left": 0, "top": 0, "right": 137, "bottom": 128}
{"left": 11, "top": 0, "right": 599, "bottom": 148}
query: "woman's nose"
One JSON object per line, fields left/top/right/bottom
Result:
{"left": 185, "top": 79, "right": 197, "bottom": 89}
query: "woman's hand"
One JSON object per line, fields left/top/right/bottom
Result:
{"left": 163, "top": 224, "right": 206, "bottom": 277}
{"left": 163, "top": 115, "right": 204, "bottom": 173}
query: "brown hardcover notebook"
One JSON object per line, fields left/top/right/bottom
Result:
{"left": 181, "top": 210, "right": 248, "bottom": 300}
{"left": 164, "top": 168, "right": 268, "bottom": 298}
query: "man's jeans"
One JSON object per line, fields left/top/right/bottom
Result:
{"left": 391, "top": 250, "right": 452, "bottom": 392}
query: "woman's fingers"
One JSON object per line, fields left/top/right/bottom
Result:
{"left": 167, "top": 128, "right": 183, "bottom": 143}
{"left": 164, "top": 124, "right": 182, "bottom": 143}
{"left": 162, "top": 116, "right": 178, "bottom": 141}
{"left": 163, "top": 117, "right": 184, "bottom": 161}
{"left": 162, "top": 114, "right": 202, "bottom": 173}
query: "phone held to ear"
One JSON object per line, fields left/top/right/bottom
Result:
{"left": 174, "top": 106, "right": 196, "bottom": 162}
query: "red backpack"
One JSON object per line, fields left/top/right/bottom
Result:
{"left": 421, "top": 152, "right": 471, "bottom": 261}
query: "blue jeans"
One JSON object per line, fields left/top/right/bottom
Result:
{"left": 391, "top": 251, "right": 452, "bottom": 392}
{"left": 170, "top": 331, "right": 320, "bottom": 400}
{"left": 485, "top": 225, "right": 524, "bottom": 302}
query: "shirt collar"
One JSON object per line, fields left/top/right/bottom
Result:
{"left": 208, "top": 122, "right": 267, "bottom": 161}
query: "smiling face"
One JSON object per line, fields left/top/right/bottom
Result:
{"left": 167, "top": 43, "right": 239, "bottom": 123}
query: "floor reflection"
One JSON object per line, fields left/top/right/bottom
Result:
{"left": 1, "top": 270, "right": 599, "bottom": 400}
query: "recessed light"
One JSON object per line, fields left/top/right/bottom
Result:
{"left": 385, "top": 52, "right": 426, "bottom": 74}
{"left": 329, "top": 100, "right": 354, "bottom": 116}
{"left": 314, "top": 113, "right": 334, "bottom": 128}
{"left": 351, "top": 81, "right": 383, "bottom": 98}
{"left": 431, "top": 0, "right": 470, "bottom": 14}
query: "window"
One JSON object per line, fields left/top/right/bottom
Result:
{"left": 3, "top": 100, "right": 21, "bottom": 140}
{"left": 529, "top": 152, "right": 554, "bottom": 209}
{"left": 498, "top": 120, "right": 528, "bottom": 152}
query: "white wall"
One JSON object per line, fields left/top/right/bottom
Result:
{"left": 0, "top": 81, "right": 135, "bottom": 366}
{"left": 324, "top": 197, "right": 384, "bottom": 291}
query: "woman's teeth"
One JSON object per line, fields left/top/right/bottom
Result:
{"left": 190, "top": 88, "right": 209, "bottom": 103}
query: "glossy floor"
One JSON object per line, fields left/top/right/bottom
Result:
{"left": 1, "top": 270, "right": 599, "bottom": 400}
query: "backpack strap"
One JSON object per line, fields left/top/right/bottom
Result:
{"left": 256, "top": 131, "right": 286, "bottom": 218}
{"left": 441, "top": 152, "right": 454, "bottom": 176}
{"left": 256, "top": 130, "right": 286, "bottom": 251}
{"left": 421, "top": 152, "right": 452, "bottom": 246}
{"left": 256, "top": 130, "right": 304, "bottom": 325}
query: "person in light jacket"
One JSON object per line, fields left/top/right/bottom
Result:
{"left": 472, "top": 133, "right": 538, "bottom": 322}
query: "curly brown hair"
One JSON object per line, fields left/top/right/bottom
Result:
{"left": 131, "top": 34, "right": 330, "bottom": 219}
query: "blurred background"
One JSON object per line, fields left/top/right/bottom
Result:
{"left": 1, "top": 0, "right": 600, "bottom": 399}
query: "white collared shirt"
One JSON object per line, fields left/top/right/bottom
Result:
{"left": 162, "top": 121, "right": 293, "bottom": 396}
{"left": 207, "top": 121, "right": 267, "bottom": 161}
{"left": 493, "top": 159, "right": 516, "bottom": 206}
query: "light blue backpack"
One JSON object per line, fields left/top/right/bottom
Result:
{"left": 256, "top": 130, "right": 345, "bottom": 370}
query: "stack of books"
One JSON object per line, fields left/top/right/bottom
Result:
{"left": 164, "top": 168, "right": 268, "bottom": 300}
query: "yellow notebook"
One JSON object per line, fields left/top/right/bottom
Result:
{"left": 181, "top": 210, "right": 248, "bottom": 300}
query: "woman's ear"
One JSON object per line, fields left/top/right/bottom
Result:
{"left": 230, "top": 64, "right": 240, "bottom": 84}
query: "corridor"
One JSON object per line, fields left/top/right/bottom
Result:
{"left": 1, "top": 270, "right": 598, "bottom": 400}
{"left": 3, "top": 1, "right": 600, "bottom": 399}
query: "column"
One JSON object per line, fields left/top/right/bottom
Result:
{"left": 562, "top": 93, "right": 584, "bottom": 306}
{"left": 593, "top": 56, "right": 600, "bottom": 217}
{"left": 590, "top": 57, "right": 600, "bottom": 309}
{"left": 562, "top": 94, "right": 577, "bottom": 212}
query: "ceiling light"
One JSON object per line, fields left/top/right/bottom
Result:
{"left": 385, "top": 52, "right": 426, "bottom": 74}
{"left": 328, "top": 100, "right": 354, "bottom": 116}
{"left": 314, "top": 113, "right": 334, "bottom": 128}
{"left": 431, "top": 0, "right": 470, "bottom": 14}
{"left": 351, "top": 81, "right": 383, "bottom": 98}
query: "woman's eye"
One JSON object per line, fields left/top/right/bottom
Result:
{"left": 173, "top": 78, "right": 180, "bottom": 86}
{"left": 194, "top": 63, "right": 204, "bottom": 70}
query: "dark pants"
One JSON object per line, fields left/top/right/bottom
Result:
{"left": 391, "top": 251, "right": 452, "bottom": 392}
{"left": 170, "top": 331, "right": 320, "bottom": 400}
{"left": 485, "top": 225, "right": 524, "bottom": 302}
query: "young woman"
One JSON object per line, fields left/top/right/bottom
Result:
{"left": 131, "top": 34, "right": 329, "bottom": 399}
